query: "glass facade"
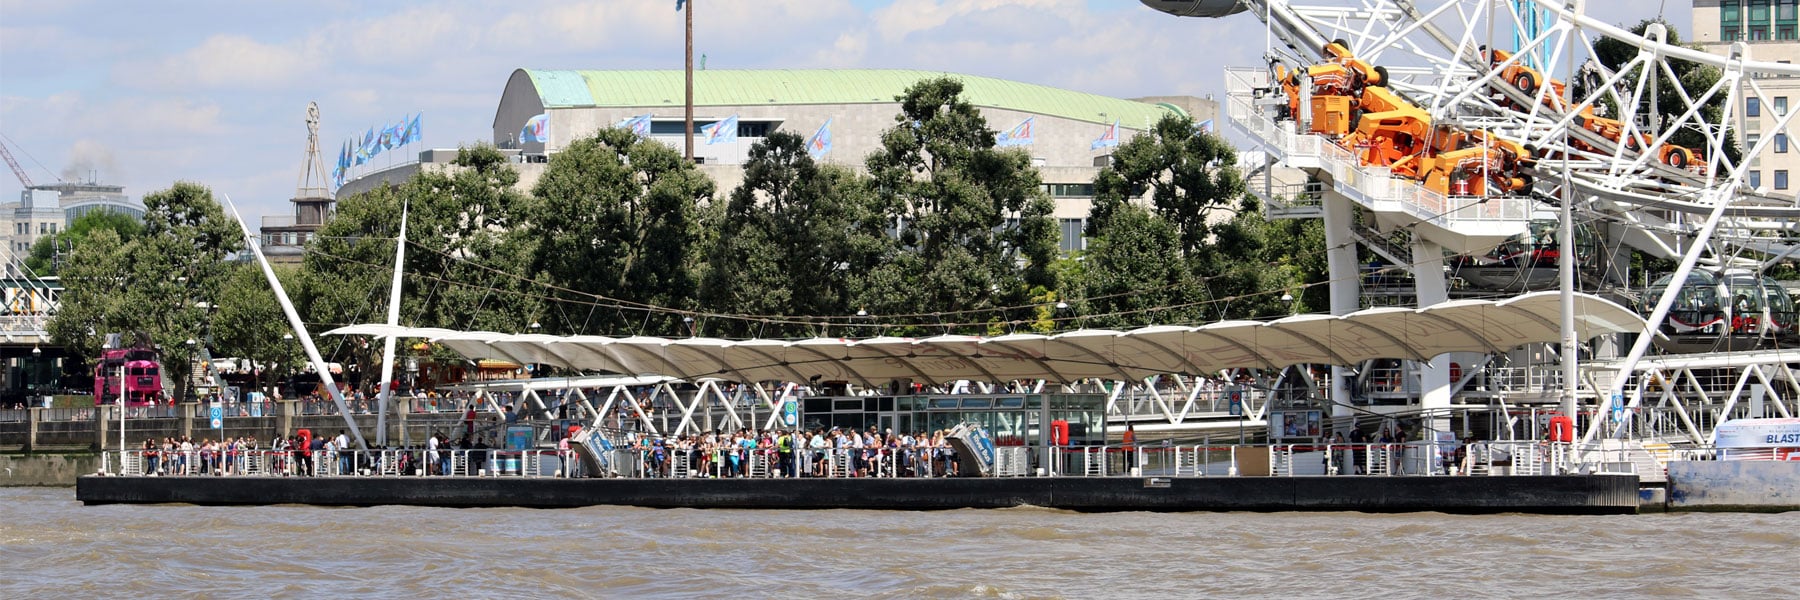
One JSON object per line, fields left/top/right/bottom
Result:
{"left": 1726, "top": 0, "right": 1744, "bottom": 40}
{"left": 797, "top": 393, "right": 1108, "bottom": 448}
{"left": 1059, "top": 218, "right": 1086, "bottom": 253}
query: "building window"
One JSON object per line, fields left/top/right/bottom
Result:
{"left": 1778, "top": 170, "right": 1791, "bottom": 189}
{"left": 1778, "top": 97, "right": 1789, "bottom": 115}
{"left": 647, "top": 120, "right": 771, "bottom": 137}
{"left": 1780, "top": 133, "right": 1790, "bottom": 153}
{"left": 1058, "top": 218, "right": 1086, "bottom": 253}
{"left": 1749, "top": 97, "right": 1762, "bottom": 117}
{"left": 1042, "top": 183, "right": 1096, "bottom": 197}
{"left": 1751, "top": 170, "right": 1764, "bottom": 189}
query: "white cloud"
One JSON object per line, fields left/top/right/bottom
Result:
{"left": 116, "top": 34, "right": 315, "bottom": 90}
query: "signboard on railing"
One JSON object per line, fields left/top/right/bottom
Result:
{"left": 1270, "top": 410, "right": 1321, "bottom": 440}
{"left": 209, "top": 404, "right": 223, "bottom": 429}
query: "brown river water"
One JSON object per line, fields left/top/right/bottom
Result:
{"left": 0, "top": 487, "right": 1793, "bottom": 598}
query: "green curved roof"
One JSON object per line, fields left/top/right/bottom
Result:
{"left": 521, "top": 69, "right": 1184, "bottom": 126}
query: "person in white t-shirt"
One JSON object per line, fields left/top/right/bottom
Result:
{"left": 426, "top": 434, "right": 441, "bottom": 475}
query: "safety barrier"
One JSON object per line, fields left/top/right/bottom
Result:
{"left": 97, "top": 440, "right": 1650, "bottom": 479}
{"left": 104, "top": 448, "right": 573, "bottom": 478}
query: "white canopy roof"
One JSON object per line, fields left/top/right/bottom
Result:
{"left": 326, "top": 292, "right": 1643, "bottom": 385}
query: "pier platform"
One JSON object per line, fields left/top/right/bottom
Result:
{"left": 77, "top": 474, "right": 1640, "bottom": 514}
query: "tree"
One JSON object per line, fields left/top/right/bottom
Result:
{"left": 699, "top": 131, "right": 885, "bottom": 337}
{"left": 859, "top": 77, "right": 1058, "bottom": 331}
{"left": 44, "top": 228, "right": 131, "bottom": 362}
{"left": 1086, "top": 120, "right": 1320, "bottom": 324}
{"left": 1090, "top": 114, "right": 1245, "bottom": 256}
{"left": 527, "top": 128, "right": 712, "bottom": 336}
{"left": 212, "top": 262, "right": 297, "bottom": 393}
{"left": 1078, "top": 203, "right": 1203, "bottom": 329}
{"left": 1189, "top": 195, "right": 1315, "bottom": 320}
{"left": 1585, "top": 19, "right": 1741, "bottom": 164}
{"left": 403, "top": 145, "right": 543, "bottom": 335}
{"left": 23, "top": 209, "right": 144, "bottom": 276}
{"left": 300, "top": 182, "right": 403, "bottom": 386}
{"left": 46, "top": 181, "right": 243, "bottom": 403}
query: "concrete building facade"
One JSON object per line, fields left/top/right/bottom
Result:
{"left": 2, "top": 181, "right": 146, "bottom": 275}
{"left": 1694, "top": 0, "right": 1800, "bottom": 196}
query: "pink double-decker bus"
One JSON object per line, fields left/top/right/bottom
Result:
{"left": 94, "top": 347, "right": 163, "bottom": 406}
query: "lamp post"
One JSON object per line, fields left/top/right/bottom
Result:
{"left": 282, "top": 333, "right": 294, "bottom": 399}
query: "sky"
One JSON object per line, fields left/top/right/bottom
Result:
{"left": 0, "top": 0, "right": 1687, "bottom": 225}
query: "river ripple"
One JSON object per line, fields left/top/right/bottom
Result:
{"left": 0, "top": 487, "right": 1792, "bottom": 598}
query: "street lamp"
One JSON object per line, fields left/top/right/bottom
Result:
{"left": 282, "top": 333, "right": 295, "bottom": 399}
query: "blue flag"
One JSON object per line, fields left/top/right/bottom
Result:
{"left": 702, "top": 114, "right": 738, "bottom": 145}
{"left": 337, "top": 140, "right": 350, "bottom": 173}
{"left": 1195, "top": 119, "right": 1214, "bottom": 134}
{"left": 366, "top": 126, "right": 383, "bottom": 159}
{"left": 355, "top": 129, "right": 374, "bottom": 165}
{"left": 405, "top": 113, "right": 423, "bottom": 145}
{"left": 521, "top": 114, "right": 549, "bottom": 143}
{"left": 1090, "top": 120, "right": 1120, "bottom": 151}
{"left": 616, "top": 113, "right": 652, "bottom": 137}
{"left": 807, "top": 118, "right": 833, "bottom": 159}
{"left": 996, "top": 117, "right": 1035, "bottom": 147}
{"left": 676, "top": 0, "right": 685, "bottom": 10}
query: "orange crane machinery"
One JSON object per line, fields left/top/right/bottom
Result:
{"left": 1278, "top": 40, "right": 1385, "bottom": 136}
{"left": 1341, "top": 84, "right": 1433, "bottom": 174}
{"left": 1483, "top": 48, "right": 1704, "bottom": 174}
{"left": 1274, "top": 43, "right": 1534, "bottom": 197}
{"left": 1417, "top": 130, "right": 1535, "bottom": 197}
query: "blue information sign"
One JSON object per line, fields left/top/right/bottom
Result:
{"left": 209, "top": 405, "right": 223, "bottom": 429}
{"left": 781, "top": 399, "right": 798, "bottom": 427}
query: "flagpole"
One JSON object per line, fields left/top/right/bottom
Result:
{"left": 684, "top": 0, "right": 694, "bottom": 162}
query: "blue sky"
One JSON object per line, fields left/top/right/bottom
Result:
{"left": 0, "top": 0, "right": 1684, "bottom": 224}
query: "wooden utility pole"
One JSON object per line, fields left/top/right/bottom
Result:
{"left": 684, "top": 0, "right": 695, "bottom": 161}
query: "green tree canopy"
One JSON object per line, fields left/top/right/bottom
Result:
{"left": 526, "top": 128, "right": 713, "bottom": 336}
{"left": 859, "top": 77, "right": 1058, "bottom": 331}
{"left": 46, "top": 181, "right": 243, "bottom": 402}
{"left": 1585, "top": 19, "right": 1740, "bottom": 163}
{"left": 1090, "top": 114, "right": 1245, "bottom": 256}
{"left": 699, "top": 131, "right": 887, "bottom": 337}
{"left": 212, "top": 262, "right": 297, "bottom": 392}
{"left": 23, "top": 209, "right": 144, "bottom": 276}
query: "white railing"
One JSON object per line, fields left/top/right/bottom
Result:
{"left": 106, "top": 448, "right": 572, "bottom": 478}
{"left": 99, "top": 440, "right": 1656, "bottom": 479}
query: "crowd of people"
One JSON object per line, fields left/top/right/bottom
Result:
{"left": 136, "top": 436, "right": 271, "bottom": 476}
{"left": 627, "top": 426, "right": 962, "bottom": 479}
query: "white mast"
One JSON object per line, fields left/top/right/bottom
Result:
{"left": 376, "top": 203, "right": 408, "bottom": 446}
{"left": 222, "top": 193, "right": 368, "bottom": 450}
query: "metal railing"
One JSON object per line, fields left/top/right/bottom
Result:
{"left": 96, "top": 440, "right": 1644, "bottom": 480}
{"left": 105, "top": 448, "right": 573, "bottom": 478}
